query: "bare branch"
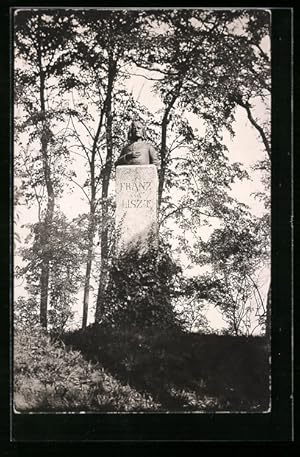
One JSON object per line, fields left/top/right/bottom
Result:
{"left": 236, "top": 98, "right": 271, "bottom": 159}
{"left": 130, "top": 58, "right": 179, "bottom": 77}
{"left": 68, "top": 145, "right": 89, "bottom": 160}
{"left": 159, "top": 203, "right": 217, "bottom": 226}
{"left": 69, "top": 115, "right": 93, "bottom": 164}
{"left": 247, "top": 273, "right": 266, "bottom": 314}
{"left": 65, "top": 173, "right": 90, "bottom": 203}
{"left": 120, "top": 70, "right": 163, "bottom": 82}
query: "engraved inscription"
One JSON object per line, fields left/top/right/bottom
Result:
{"left": 115, "top": 165, "right": 158, "bottom": 252}
{"left": 119, "top": 181, "right": 151, "bottom": 192}
{"left": 119, "top": 180, "right": 153, "bottom": 209}
{"left": 121, "top": 199, "right": 152, "bottom": 208}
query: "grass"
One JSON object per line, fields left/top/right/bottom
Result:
{"left": 14, "top": 324, "right": 270, "bottom": 412}
{"left": 14, "top": 327, "right": 159, "bottom": 412}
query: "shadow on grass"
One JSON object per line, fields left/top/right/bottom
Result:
{"left": 61, "top": 324, "right": 270, "bottom": 412}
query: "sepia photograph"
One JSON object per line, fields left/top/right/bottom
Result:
{"left": 13, "top": 7, "right": 273, "bottom": 419}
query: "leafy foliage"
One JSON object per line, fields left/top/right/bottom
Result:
{"left": 14, "top": 297, "right": 40, "bottom": 331}
{"left": 14, "top": 8, "right": 270, "bottom": 335}
{"left": 100, "top": 241, "right": 182, "bottom": 330}
{"left": 183, "top": 208, "right": 270, "bottom": 335}
{"left": 16, "top": 213, "right": 86, "bottom": 332}
{"left": 13, "top": 9, "right": 271, "bottom": 415}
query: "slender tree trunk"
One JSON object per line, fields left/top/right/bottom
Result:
{"left": 158, "top": 84, "right": 183, "bottom": 208}
{"left": 39, "top": 132, "right": 55, "bottom": 330}
{"left": 38, "top": 32, "right": 54, "bottom": 330}
{"left": 232, "top": 305, "right": 239, "bottom": 336}
{"left": 82, "top": 200, "right": 96, "bottom": 328}
{"left": 40, "top": 181, "right": 54, "bottom": 329}
{"left": 265, "top": 284, "right": 271, "bottom": 341}
{"left": 81, "top": 93, "right": 107, "bottom": 328}
{"left": 158, "top": 113, "right": 169, "bottom": 209}
{"left": 40, "top": 256, "right": 49, "bottom": 328}
{"left": 95, "top": 57, "right": 116, "bottom": 322}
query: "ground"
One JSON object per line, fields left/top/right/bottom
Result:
{"left": 14, "top": 325, "right": 270, "bottom": 412}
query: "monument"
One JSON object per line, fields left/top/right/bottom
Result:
{"left": 115, "top": 121, "right": 160, "bottom": 252}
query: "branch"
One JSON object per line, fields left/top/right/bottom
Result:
{"left": 76, "top": 117, "right": 96, "bottom": 142}
{"left": 250, "top": 41, "right": 270, "bottom": 63}
{"left": 68, "top": 145, "right": 89, "bottom": 160}
{"left": 64, "top": 173, "right": 90, "bottom": 203}
{"left": 119, "top": 70, "right": 163, "bottom": 82}
{"left": 130, "top": 58, "right": 179, "bottom": 77}
{"left": 159, "top": 203, "right": 217, "bottom": 226}
{"left": 168, "top": 136, "right": 190, "bottom": 153}
{"left": 71, "top": 89, "right": 96, "bottom": 141}
{"left": 247, "top": 273, "right": 266, "bottom": 314}
{"left": 236, "top": 98, "right": 271, "bottom": 159}
{"left": 69, "top": 115, "right": 93, "bottom": 164}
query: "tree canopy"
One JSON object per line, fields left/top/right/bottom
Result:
{"left": 14, "top": 8, "right": 271, "bottom": 336}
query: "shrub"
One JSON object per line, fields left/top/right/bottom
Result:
{"left": 14, "top": 296, "right": 39, "bottom": 331}
{"left": 99, "top": 241, "right": 182, "bottom": 330}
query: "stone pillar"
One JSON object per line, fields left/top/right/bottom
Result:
{"left": 115, "top": 165, "right": 158, "bottom": 253}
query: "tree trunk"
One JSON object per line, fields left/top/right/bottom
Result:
{"left": 81, "top": 88, "right": 107, "bottom": 328}
{"left": 39, "top": 133, "right": 55, "bottom": 330}
{"left": 39, "top": 190, "right": 54, "bottom": 329}
{"left": 38, "top": 32, "right": 54, "bottom": 330}
{"left": 158, "top": 114, "right": 168, "bottom": 209}
{"left": 95, "top": 57, "right": 116, "bottom": 322}
{"left": 158, "top": 85, "right": 182, "bottom": 209}
{"left": 95, "top": 151, "right": 111, "bottom": 323}
{"left": 82, "top": 201, "right": 96, "bottom": 328}
{"left": 265, "top": 284, "right": 271, "bottom": 341}
{"left": 40, "top": 258, "right": 49, "bottom": 328}
{"left": 232, "top": 306, "right": 239, "bottom": 336}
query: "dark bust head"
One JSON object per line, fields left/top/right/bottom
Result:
{"left": 128, "top": 120, "right": 146, "bottom": 142}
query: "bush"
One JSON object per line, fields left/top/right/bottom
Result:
{"left": 14, "top": 296, "right": 39, "bottom": 331}
{"left": 99, "top": 242, "right": 182, "bottom": 330}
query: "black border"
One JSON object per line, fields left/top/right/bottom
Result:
{"left": 1, "top": 2, "right": 294, "bottom": 448}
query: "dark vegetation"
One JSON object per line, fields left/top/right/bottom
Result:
{"left": 100, "top": 244, "right": 182, "bottom": 330}
{"left": 14, "top": 325, "right": 270, "bottom": 412}
{"left": 14, "top": 9, "right": 271, "bottom": 413}
{"left": 63, "top": 325, "right": 270, "bottom": 412}
{"left": 14, "top": 246, "right": 270, "bottom": 412}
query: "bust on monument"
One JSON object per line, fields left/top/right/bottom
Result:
{"left": 115, "top": 120, "right": 159, "bottom": 252}
{"left": 115, "top": 120, "right": 160, "bottom": 169}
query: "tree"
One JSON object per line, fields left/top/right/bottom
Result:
{"left": 14, "top": 10, "right": 76, "bottom": 328}
{"left": 14, "top": 9, "right": 271, "bottom": 335}
{"left": 188, "top": 206, "right": 270, "bottom": 335}
{"left": 16, "top": 212, "right": 86, "bottom": 332}
{"left": 131, "top": 10, "right": 270, "bottom": 207}
{"left": 57, "top": 10, "right": 154, "bottom": 325}
{"left": 131, "top": 9, "right": 271, "bottom": 335}
{"left": 74, "top": 11, "right": 153, "bottom": 323}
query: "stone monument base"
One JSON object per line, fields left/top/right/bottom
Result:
{"left": 115, "top": 165, "right": 158, "bottom": 253}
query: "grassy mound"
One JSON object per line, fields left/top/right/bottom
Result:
{"left": 14, "top": 325, "right": 270, "bottom": 412}
{"left": 14, "top": 327, "right": 159, "bottom": 412}
{"left": 62, "top": 324, "right": 270, "bottom": 412}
